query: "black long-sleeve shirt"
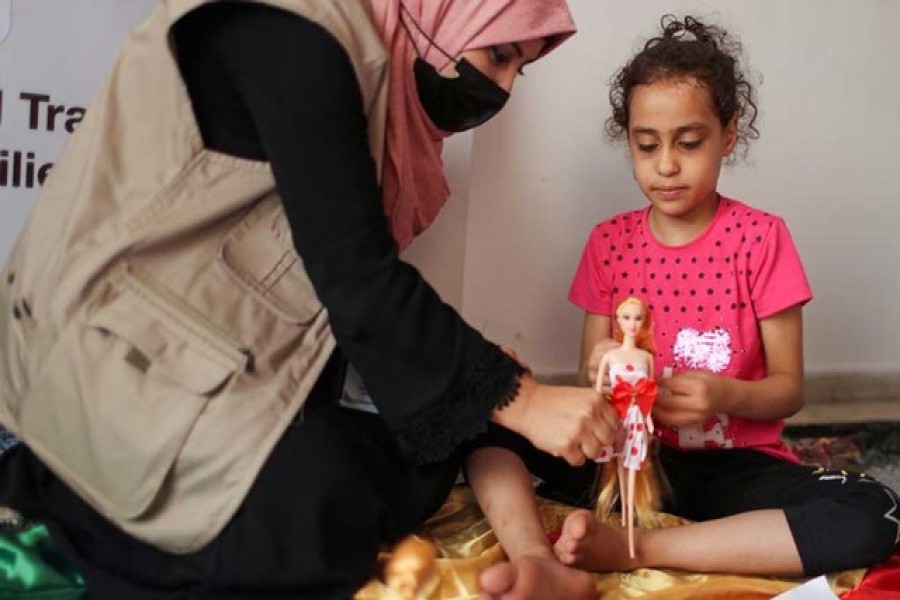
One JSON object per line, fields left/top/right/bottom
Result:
{"left": 172, "top": 3, "right": 524, "bottom": 463}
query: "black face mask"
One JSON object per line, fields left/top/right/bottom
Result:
{"left": 412, "top": 56, "right": 510, "bottom": 133}
{"left": 399, "top": 2, "right": 510, "bottom": 133}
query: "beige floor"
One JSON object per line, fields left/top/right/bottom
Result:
{"left": 787, "top": 398, "right": 900, "bottom": 426}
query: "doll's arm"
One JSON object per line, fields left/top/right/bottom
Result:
{"left": 596, "top": 353, "right": 611, "bottom": 394}
{"left": 642, "top": 350, "right": 656, "bottom": 433}
{"left": 655, "top": 306, "right": 804, "bottom": 426}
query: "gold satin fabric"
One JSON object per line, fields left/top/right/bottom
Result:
{"left": 355, "top": 486, "right": 864, "bottom": 599}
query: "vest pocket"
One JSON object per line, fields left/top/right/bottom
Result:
{"left": 219, "top": 196, "right": 322, "bottom": 325}
{"left": 20, "top": 270, "right": 246, "bottom": 520}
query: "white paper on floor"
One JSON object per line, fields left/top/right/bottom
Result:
{"left": 772, "top": 576, "right": 839, "bottom": 600}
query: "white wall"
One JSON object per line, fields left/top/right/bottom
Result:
{"left": 401, "top": 133, "right": 473, "bottom": 309}
{"left": 0, "top": 0, "right": 156, "bottom": 260}
{"left": 461, "top": 0, "right": 900, "bottom": 376}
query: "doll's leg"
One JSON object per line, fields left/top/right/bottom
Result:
{"left": 626, "top": 467, "right": 636, "bottom": 558}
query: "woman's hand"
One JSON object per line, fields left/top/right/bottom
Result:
{"left": 653, "top": 370, "right": 728, "bottom": 427}
{"left": 493, "top": 375, "right": 621, "bottom": 466}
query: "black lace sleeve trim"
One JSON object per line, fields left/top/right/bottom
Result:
{"left": 394, "top": 344, "right": 528, "bottom": 465}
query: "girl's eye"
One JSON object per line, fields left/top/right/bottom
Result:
{"left": 637, "top": 143, "right": 657, "bottom": 153}
{"left": 680, "top": 140, "right": 702, "bottom": 150}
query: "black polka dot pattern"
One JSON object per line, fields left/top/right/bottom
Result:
{"left": 573, "top": 198, "right": 797, "bottom": 379}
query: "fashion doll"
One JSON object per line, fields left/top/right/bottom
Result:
{"left": 594, "top": 296, "right": 660, "bottom": 558}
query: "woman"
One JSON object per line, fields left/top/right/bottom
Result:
{"left": 0, "top": 0, "right": 617, "bottom": 598}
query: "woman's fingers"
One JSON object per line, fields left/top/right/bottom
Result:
{"left": 593, "top": 400, "right": 621, "bottom": 445}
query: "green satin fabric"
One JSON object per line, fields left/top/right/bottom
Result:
{"left": 0, "top": 523, "right": 86, "bottom": 599}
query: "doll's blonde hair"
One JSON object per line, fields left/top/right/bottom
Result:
{"left": 595, "top": 447, "right": 664, "bottom": 527}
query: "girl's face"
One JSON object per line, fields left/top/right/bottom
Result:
{"left": 627, "top": 79, "right": 737, "bottom": 230}
{"left": 443, "top": 37, "right": 547, "bottom": 92}
{"left": 617, "top": 302, "right": 645, "bottom": 339}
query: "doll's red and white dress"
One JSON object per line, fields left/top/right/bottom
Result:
{"left": 606, "top": 363, "right": 656, "bottom": 469}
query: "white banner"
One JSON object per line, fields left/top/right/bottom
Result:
{"left": 0, "top": 0, "right": 156, "bottom": 263}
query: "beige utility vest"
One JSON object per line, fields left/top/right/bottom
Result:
{"left": 0, "top": 0, "right": 390, "bottom": 553}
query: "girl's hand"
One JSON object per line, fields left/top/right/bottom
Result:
{"left": 494, "top": 376, "right": 621, "bottom": 467}
{"left": 654, "top": 370, "right": 729, "bottom": 427}
{"left": 584, "top": 339, "right": 620, "bottom": 389}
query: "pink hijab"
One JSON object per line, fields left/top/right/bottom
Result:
{"left": 367, "top": 0, "right": 577, "bottom": 251}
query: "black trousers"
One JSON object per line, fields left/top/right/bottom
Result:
{"left": 0, "top": 356, "right": 460, "bottom": 599}
{"left": 470, "top": 424, "right": 899, "bottom": 576}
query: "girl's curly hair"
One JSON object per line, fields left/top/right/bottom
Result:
{"left": 606, "top": 15, "right": 760, "bottom": 161}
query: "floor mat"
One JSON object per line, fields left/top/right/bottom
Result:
{"left": 784, "top": 421, "right": 900, "bottom": 493}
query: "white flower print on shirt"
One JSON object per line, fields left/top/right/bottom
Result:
{"left": 671, "top": 327, "right": 735, "bottom": 449}
{"left": 673, "top": 327, "right": 732, "bottom": 373}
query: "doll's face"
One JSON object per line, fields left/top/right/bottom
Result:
{"left": 384, "top": 537, "right": 437, "bottom": 599}
{"left": 616, "top": 302, "right": 645, "bottom": 339}
{"left": 385, "top": 554, "right": 424, "bottom": 598}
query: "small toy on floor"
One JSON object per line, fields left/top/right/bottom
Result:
{"left": 383, "top": 535, "right": 439, "bottom": 600}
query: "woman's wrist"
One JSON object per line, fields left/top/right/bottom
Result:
{"left": 492, "top": 374, "right": 539, "bottom": 434}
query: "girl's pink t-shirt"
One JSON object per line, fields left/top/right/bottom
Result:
{"left": 569, "top": 197, "right": 812, "bottom": 460}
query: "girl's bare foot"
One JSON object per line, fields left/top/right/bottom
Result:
{"left": 479, "top": 555, "right": 597, "bottom": 600}
{"left": 553, "top": 509, "right": 639, "bottom": 572}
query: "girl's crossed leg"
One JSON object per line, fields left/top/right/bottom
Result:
{"left": 556, "top": 445, "right": 899, "bottom": 576}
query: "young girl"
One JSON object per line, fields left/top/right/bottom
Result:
{"left": 471, "top": 15, "right": 897, "bottom": 598}
{"left": 560, "top": 13, "right": 897, "bottom": 576}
